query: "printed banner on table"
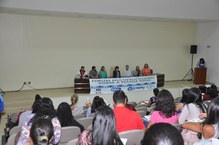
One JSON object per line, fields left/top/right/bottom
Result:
{"left": 89, "top": 75, "right": 157, "bottom": 94}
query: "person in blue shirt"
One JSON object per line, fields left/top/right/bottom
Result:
{"left": 0, "top": 94, "right": 5, "bottom": 113}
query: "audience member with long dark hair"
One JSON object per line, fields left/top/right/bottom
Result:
{"left": 17, "top": 97, "right": 61, "bottom": 145}
{"left": 86, "top": 96, "right": 106, "bottom": 117}
{"left": 179, "top": 87, "right": 207, "bottom": 145}
{"left": 77, "top": 106, "right": 123, "bottom": 145}
{"left": 141, "top": 123, "right": 184, "bottom": 145}
{"left": 176, "top": 88, "right": 189, "bottom": 114}
{"left": 27, "top": 117, "right": 54, "bottom": 145}
{"left": 57, "top": 102, "right": 84, "bottom": 132}
{"left": 182, "top": 97, "right": 219, "bottom": 144}
{"left": 147, "top": 89, "right": 178, "bottom": 129}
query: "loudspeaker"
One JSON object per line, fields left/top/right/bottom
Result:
{"left": 190, "top": 45, "right": 197, "bottom": 54}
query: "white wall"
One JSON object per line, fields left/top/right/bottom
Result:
{"left": 0, "top": 13, "right": 196, "bottom": 91}
{"left": 195, "top": 21, "right": 219, "bottom": 85}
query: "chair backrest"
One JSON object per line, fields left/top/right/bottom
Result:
{"left": 6, "top": 133, "right": 17, "bottom": 145}
{"left": 59, "top": 126, "right": 81, "bottom": 145}
{"left": 135, "top": 104, "right": 147, "bottom": 108}
{"left": 135, "top": 106, "right": 147, "bottom": 112}
{"left": 119, "top": 130, "right": 145, "bottom": 145}
{"left": 9, "top": 126, "right": 22, "bottom": 136}
{"left": 137, "top": 110, "right": 146, "bottom": 118}
{"left": 127, "top": 102, "right": 137, "bottom": 107}
{"left": 73, "top": 114, "right": 85, "bottom": 120}
{"left": 77, "top": 117, "right": 93, "bottom": 129}
{"left": 65, "top": 138, "right": 78, "bottom": 145}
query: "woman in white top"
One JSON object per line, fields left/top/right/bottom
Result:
{"left": 179, "top": 87, "right": 207, "bottom": 145}
{"left": 179, "top": 87, "right": 207, "bottom": 124}
{"left": 182, "top": 97, "right": 219, "bottom": 144}
{"left": 70, "top": 94, "right": 84, "bottom": 116}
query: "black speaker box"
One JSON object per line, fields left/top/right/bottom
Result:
{"left": 190, "top": 45, "right": 197, "bottom": 54}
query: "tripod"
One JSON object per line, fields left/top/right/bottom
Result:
{"left": 0, "top": 88, "right": 5, "bottom": 96}
{"left": 183, "top": 54, "right": 194, "bottom": 80}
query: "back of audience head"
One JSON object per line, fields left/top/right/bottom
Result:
{"left": 180, "top": 88, "right": 189, "bottom": 103}
{"left": 153, "top": 88, "right": 159, "bottom": 97}
{"left": 92, "top": 106, "right": 123, "bottom": 145}
{"left": 30, "top": 117, "right": 54, "bottom": 145}
{"left": 71, "top": 94, "right": 79, "bottom": 106}
{"left": 115, "top": 66, "right": 119, "bottom": 71}
{"left": 113, "top": 90, "right": 127, "bottom": 105}
{"left": 32, "top": 97, "right": 56, "bottom": 121}
{"left": 35, "top": 94, "right": 42, "bottom": 101}
{"left": 141, "top": 123, "right": 184, "bottom": 145}
{"left": 187, "top": 87, "right": 207, "bottom": 113}
{"left": 57, "top": 102, "right": 74, "bottom": 127}
{"left": 155, "top": 89, "right": 176, "bottom": 118}
{"left": 202, "top": 97, "right": 219, "bottom": 127}
{"left": 186, "top": 87, "right": 202, "bottom": 104}
{"left": 91, "top": 96, "right": 106, "bottom": 113}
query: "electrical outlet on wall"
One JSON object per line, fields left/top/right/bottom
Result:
{"left": 28, "top": 82, "right": 31, "bottom": 84}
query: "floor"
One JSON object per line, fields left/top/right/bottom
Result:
{"left": 0, "top": 80, "right": 201, "bottom": 143}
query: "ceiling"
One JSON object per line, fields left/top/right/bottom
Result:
{"left": 1, "top": 0, "right": 219, "bottom": 22}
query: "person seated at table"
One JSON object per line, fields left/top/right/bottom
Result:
{"left": 133, "top": 66, "right": 141, "bottom": 76}
{"left": 123, "top": 65, "right": 132, "bottom": 77}
{"left": 76, "top": 66, "right": 88, "bottom": 78}
{"left": 142, "top": 63, "right": 152, "bottom": 76}
{"left": 113, "top": 66, "right": 121, "bottom": 78}
{"left": 89, "top": 66, "right": 98, "bottom": 78}
{"left": 98, "top": 66, "right": 107, "bottom": 78}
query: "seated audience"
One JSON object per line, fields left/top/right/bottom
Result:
{"left": 17, "top": 97, "right": 61, "bottom": 145}
{"left": 57, "top": 102, "right": 84, "bottom": 132}
{"left": 77, "top": 106, "right": 123, "bottom": 145}
{"left": 70, "top": 94, "right": 84, "bottom": 116}
{"left": 86, "top": 96, "right": 106, "bottom": 117}
{"left": 147, "top": 89, "right": 178, "bottom": 129}
{"left": 182, "top": 97, "right": 219, "bottom": 144}
{"left": 113, "top": 66, "right": 121, "bottom": 78}
{"left": 133, "top": 66, "right": 141, "bottom": 76}
{"left": 125, "top": 95, "right": 136, "bottom": 111}
{"left": 98, "top": 66, "right": 107, "bottom": 78}
{"left": 123, "top": 65, "right": 132, "bottom": 77}
{"left": 141, "top": 63, "right": 152, "bottom": 76}
{"left": 179, "top": 87, "right": 207, "bottom": 145}
{"left": 179, "top": 87, "right": 207, "bottom": 124}
{"left": 113, "top": 90, "right": 145, "bottom": 132}
{"left": 76, "top": 66, "right": 88, "bottom": 78}
{"left": 141, "top": 123, "right": 184, "bottom": 145}
{"left": 147, "top": 88, "right": 159, "bottom": 107}
{"left": 28, "top": 117, "right": 54, "bottom": 145}
{"left": 175, "top": 88, "right": 189, "bottom": 114}
{"left": 89, "top": 66, "right": 98, "bottom": 78}
{"left": 18, "top": 94, "right": 42, "bottom": 126}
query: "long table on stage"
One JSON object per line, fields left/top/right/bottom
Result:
{"left": 74, "top": 73, "right": 165, "bottom": 94}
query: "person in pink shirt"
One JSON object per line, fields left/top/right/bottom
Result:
{"left": 147, "top": 89, "right": 178, "bottom": 129}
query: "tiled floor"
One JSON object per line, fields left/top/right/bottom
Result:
{"left": 0, "top": 80, "right": 201, "bottom": 143}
